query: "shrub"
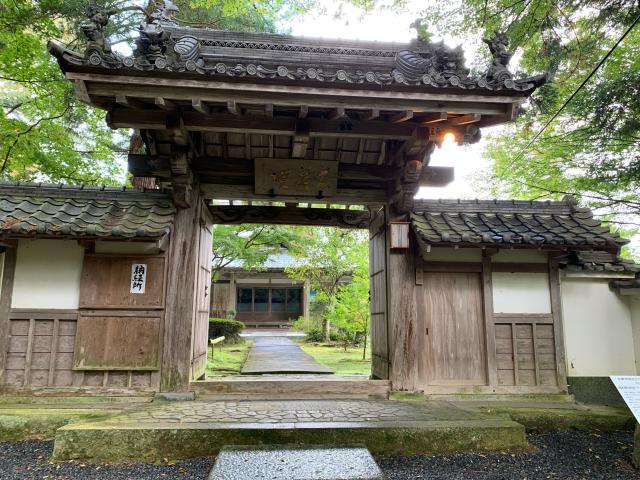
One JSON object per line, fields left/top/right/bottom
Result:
{"left": 305, "top": 328, "right": 325, "bottom": 343}
{"left": 209, "top": 318, "right": 244, "bottom": 344}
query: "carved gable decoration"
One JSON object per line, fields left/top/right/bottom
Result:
{"left": 48, "top": 2, "right": 546, "bottom": 95}
{"left": 255, "top": 159, "right": 338, "bottom": 197}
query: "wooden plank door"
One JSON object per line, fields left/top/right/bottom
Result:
{"left": 423, "top": 272, "right": 486, "bottom": 386}
{"left": 191, "top": 211, "right": 213, "bottom": 381}
{"left": 369, "top": 207, "right": 388, "bottom": 379}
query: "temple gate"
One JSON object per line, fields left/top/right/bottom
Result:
{"left": 21, "top": 1, "right": 552, "bottom": 393}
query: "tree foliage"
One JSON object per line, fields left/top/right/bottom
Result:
{"left": 0, "top": 0, "right": 316, "bottom": 185}
{"left": 422, "top": 1, "right": 640, "bottom": 223}
{"left": 286, "top": 227, "right": 368, "bottom": 343}
{"left": 211, "top": 224, "right": 301, "bottom": 280}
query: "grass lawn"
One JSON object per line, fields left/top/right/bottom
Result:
{"left": 299, "top": 342, "right": 371, "bottom": 375}
{"left": 206, "top": 340, "right": 251, "bottom": 377}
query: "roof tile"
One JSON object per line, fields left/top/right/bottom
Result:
{"left": 411, "top": 199, "right": 627, "bottom": 252}
{"left": 0, "top": 182, "right": 175, "bottom": 239}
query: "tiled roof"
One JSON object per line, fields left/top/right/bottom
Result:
{"left": 0, "top": 182, "right": 175, "bottom": 239}
{"left": 557, "top": 251, "right": 640, "bottom": 273}
{"left": 411, "top": 198, "right": 627, "bottom": 252}
{"left": 226, "top": 251, "right": 301, "bottom": 271}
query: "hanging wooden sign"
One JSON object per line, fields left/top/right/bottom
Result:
{"left": 254, "top": 158, "right": 338, "bottom": 197}
{"left": 130, "top": 263, "right": 147, "bottom": 294}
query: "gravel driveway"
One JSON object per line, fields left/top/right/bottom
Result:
{"left": 1, "top": 430, "right": 638, "bottom": 479}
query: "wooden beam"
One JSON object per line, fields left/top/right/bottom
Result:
{"left": 74, "top": 80, "right": 91, "bottom": 104}
{"left": 377, "top": 140, "right": 386, "bottom": 165}
{"left": 108, "top": 109, "right": 419, "bottom": 141}
{"left": 154, "top": 97, "right": 176, "bottom": 111}
{"left": 419, "top": 112, "right": 448, "bottom": 124}
{"left": 355, "top": 139, "right": 365, "bottom": 165}
{"left": 298, "top": 105, "right": 308, "bottom": 119}
{"left": 327, "top": 106, "right": 346, "bottom": 120}
{"left": 209, "top": 205, "right": 370, "bottom": 228}
{"left": 389, "top": 110, "right": 413, "bottom": 123}
{"left": 74, "top": 72, "right": 525, "bottom": 107}
{"left": 449, "top": 113, "right": 482, "bottom": 126}
{"left": 291, "top": 133, "right": 309, "bottom": 158}
{"left": 191, "top": 99, "right": 210, "bottom": 115}
{"left": 115, "top": 95, "right": 147, "bottom": 110}
{"left": 200, "top": 183, "right": 386, "bottom": 205}
{"left": 363, "top": 109, "right": 380, "bottom": 121}
{"left": 227, "top": 100, "right": 239, "bottom": 115}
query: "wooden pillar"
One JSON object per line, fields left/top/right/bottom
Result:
{"left": 0, "top": 243, "right": 17, "bottom": 385}
{"left": 482, "top": 251, "right": 498, "bottom": 387}
{"left": 160, "top": 193, "right": 203, "bottom": 392}
{"left": 228, "top": 272, "right": 236, "bottom": 317}
{"left": 303, "top": 280, "right": 310, "bottom": 323}
{"left": 549, "top": 260, "right": 569, "bottom": 392}
{"left": 386, "top": 225, "right": 421, "bottom": 390}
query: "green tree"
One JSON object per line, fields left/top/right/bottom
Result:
{"left": 286, "top": 227, "right": 368, "bottom": 342}
{"left": 211, "top": 224, "right": 301, "bottom": 280}
{"left": 422, "top": 1, "right": 640, "bottom": 223}
{"left": 328, "top": 270, "right": 370, "bottom": 358}
{"left": 0, "top": 0, "right": 317, "bottom": 185}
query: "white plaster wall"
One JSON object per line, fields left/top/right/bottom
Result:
{"left": 12, "top": 239, "right": 84, "bottom": 309}
{"left": 561, "top": 276, "right": 636, "bottom": 376}
{"left": 422, "top": 247, "right": 482, "bottom": 262}
{"left": 492, "top": 272, "right": 552, "bottom": 314}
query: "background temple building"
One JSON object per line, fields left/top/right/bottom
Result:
{"left": 0, "top": 1, "right": 637, "bottom": 405}
{"left": 210, "top": 250, "right": 311, "bottom": 327}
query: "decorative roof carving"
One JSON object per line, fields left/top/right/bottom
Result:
{"left": 49, "top": 2, "right": 546, "bottom": 94}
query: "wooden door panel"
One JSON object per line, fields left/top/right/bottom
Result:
{"left": 191, "top": 214, "right": 213, "bottom": 381}
{"left": 424, "top": 272, "right": 486, "bottom": 386}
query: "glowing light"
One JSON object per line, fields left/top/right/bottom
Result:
{"left": 443, "top": 132, "right": 456, "bottom": 145}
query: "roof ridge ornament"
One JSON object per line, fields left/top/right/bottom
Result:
{"left": 482, "top": 32, "right": 514, "bottom": 86}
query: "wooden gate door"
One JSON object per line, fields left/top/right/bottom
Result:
{"left": 369, "top": 207, "right": 388, "bottom": 379}
{"left": 423, "top": 272, "right": 486, "bottom": 386}
{"left": 190, "top": 210, "right": 213, "bottom": 381}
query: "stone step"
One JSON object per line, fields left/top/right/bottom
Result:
{"left": 192, "top": 376, "right": 391, "bottom": 400}
{"left": 51, "top": 399, "right": 529, "bottom": 463}
{"left": 208, "top": 445, "right": 384, "bottom": 480}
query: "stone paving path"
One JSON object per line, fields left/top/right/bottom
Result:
{"left": 82, "top": 399, "right": 481, "bottom": 428}
{"left": 241, "top": 336, "right": 333, "bottom": 375}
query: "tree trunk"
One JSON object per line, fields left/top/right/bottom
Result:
{"left": 362, "top": 328, "right": 367, "bottom": 360}
{"left": 323, "top": 318, "right": 331, "bottom": 343}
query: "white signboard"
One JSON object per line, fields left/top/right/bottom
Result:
{"left": 611, "top": 376, "right": 640, "bottom": 422}
{"left": 130, "top": 263, "right": 147, "bottom": 294}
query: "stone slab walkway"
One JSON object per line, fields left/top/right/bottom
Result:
{"left": 51, "top": 399, "right": 528, "bottom": 462}
{"left": 209, "top": 445, "right": 383, "bottom": 480}
{"left": 242, "top": 336, "right": 333, "bottom": 375}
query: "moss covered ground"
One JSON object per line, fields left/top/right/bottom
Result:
{"left": 298, "top": 342, "right": 371, "bottom": 375}
{"left": 206, "top": 340, "right": 251, "bottom": 377}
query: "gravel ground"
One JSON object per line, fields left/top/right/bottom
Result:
{"left": 1, "top": 430, "right": 638, "bottom": 480}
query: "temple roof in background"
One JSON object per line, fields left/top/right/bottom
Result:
{"left": 411, "top": 198, "right": 627, "bottom": 253}
{"left": 0, "top": 183, "right": 174, "bottom": 239}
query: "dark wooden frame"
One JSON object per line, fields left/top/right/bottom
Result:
{"left": 235, "top": 285, "right": 303, "bottom": 318}
{"left": 0, "top": 245, "right": 18, "bottom": 386}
